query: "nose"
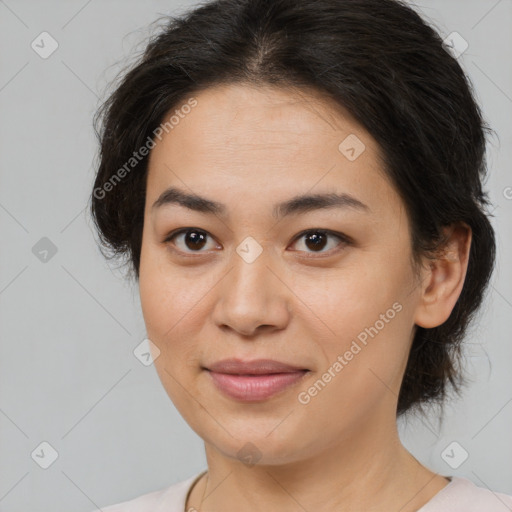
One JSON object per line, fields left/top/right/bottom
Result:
{"left": 211, "top": 245, "right": 291, "bottom": 337}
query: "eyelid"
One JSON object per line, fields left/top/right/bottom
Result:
{"left": 292, "top": 228, "right": 352, "bottom": 245}
{"left": 289, "top": 229, "right": 352, "bottom": 257}
{"left": 163, "top": 227, "right": 220, "bottom": 254}
{"left": 163, "top": 227, "right": 352, "bottom": 256}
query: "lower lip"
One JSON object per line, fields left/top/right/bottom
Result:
{"left": 206, "top": 370, "right": 309, "bottom": 401}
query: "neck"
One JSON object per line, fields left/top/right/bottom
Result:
{"left": 187, "top": 415, "right": 449, "bottom": 512}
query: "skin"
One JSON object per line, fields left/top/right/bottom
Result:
{"left": 138, "top": 83, "right": 472, "bottom": 512}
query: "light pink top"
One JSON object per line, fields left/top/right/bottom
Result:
{"left": 91, "top": 470, "right": 512, "bottom": 512}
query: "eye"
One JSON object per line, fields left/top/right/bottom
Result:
{"left": 163, "top": 228, "right": 351, "bottom": 256}
{"left": 290, "top": 229, "right": 351, "bottom": 256}
{"left": 163, "top": 228, "right": 219, "bottom": 254}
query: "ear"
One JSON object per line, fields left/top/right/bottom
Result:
{"left": 413, "top": 222, "right": 472, "bottom": 329}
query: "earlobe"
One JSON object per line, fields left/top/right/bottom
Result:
{"left": 414, "top": 223, "right": 472, "bottom": 328}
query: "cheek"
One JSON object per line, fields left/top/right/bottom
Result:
{"left": 296, "top": 304, "right": 412, "bottom": 427}
{"left": 139, "top": 241, "right": 199, "bottom": 336}
{"left": 139, "top": 252, "right": 205, "bottom": 409}
{"left": 297, "top": 256, "right": 414, "bottom": 390}
{"left": 298, "top": 260, "right": 407, "bottom": 339}
{"left": 138, "top": 246, "right": 214, "bottom": 390}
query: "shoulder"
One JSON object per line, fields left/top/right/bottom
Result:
{"left": 420, "top": 476, "right": 512, "bottom": 512}
{"left": 88, "top": 470, "right": 206, "bottom": 512}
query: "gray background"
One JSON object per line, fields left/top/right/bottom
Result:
{"left": 0, "top": 0, "right": 511, "bottom": 510}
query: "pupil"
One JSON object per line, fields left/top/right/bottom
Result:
{"left": 183, "top": 230, "right": 328, "bottom": 252}
{"left": 305, "top": 232, "right": 327, "bottom": 251}
{"left": 186, "top": 230, "right": 207, "bottom": 250}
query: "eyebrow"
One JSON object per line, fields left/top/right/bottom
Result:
{"left": 151, "top": 186, "right": 370, "bottom": 219}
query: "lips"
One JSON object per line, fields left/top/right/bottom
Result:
{"left": 205, "top": 358, "right": 308, "bottom": 375}
{"left": 203, "top": 358, "right": 310, "bottom": 401}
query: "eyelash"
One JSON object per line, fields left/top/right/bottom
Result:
{"left": 163, "top": 228, "right": 352, "bottom": 258}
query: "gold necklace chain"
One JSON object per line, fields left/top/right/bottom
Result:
{"left": 199, "top": 472, "right": 209, "bottom": 510}
{"left": 187, "top": 471, "right": 208, "bottom": 512}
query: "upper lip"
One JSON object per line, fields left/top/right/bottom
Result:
{"left": 204, "top": 358, "right": 308, "bottom": 375}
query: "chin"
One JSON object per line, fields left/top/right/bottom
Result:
{"left": 199, "top": 418, "right": 316, "bottom": 467}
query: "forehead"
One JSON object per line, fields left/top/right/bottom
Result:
{"left": 155, "top": 83, "right": 373, "bottom": 149}
{"left": 146, "top": 83, "right": 398, "bottom": 218}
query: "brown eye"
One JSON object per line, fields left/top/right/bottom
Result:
{"left": 163, "top": 227, "right": 351, "bottom": 257}
{"left": 164, "top": 228, "right": 217, "bottom": 253}
{"left": 290, "top": 230, "right": 350, "bottom": 255}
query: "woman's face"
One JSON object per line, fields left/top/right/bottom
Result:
{"left": 139, "top": 83, "right": 426, "bottom": 464}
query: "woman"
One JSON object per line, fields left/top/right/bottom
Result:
{"left": 89, "top": 0, "right": 512, "bottom": 510}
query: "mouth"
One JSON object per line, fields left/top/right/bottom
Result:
{"left": 202, "top": 358, "right": 310, "bottom": 401}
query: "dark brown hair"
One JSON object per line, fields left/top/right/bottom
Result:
{"left": 90, "top": 0, "right": 497, "bottom": 417}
